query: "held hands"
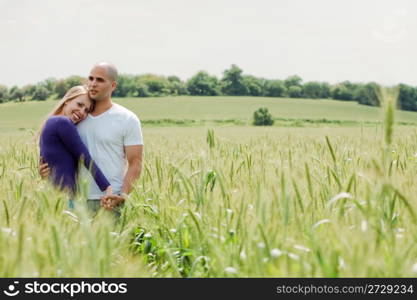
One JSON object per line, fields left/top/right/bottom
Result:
{"left": 100, "top": 187, "right": 126, "bottom": 210}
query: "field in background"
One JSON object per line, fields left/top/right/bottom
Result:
{"left": 1, "top": 96, "right": 417, "bottom": 277}
{"left": 1, "top": 96, "right": 417, "bottom": 133}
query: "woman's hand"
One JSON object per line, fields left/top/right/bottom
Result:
{"left": 39, "top": 157, "right": 50, "bottom": 179}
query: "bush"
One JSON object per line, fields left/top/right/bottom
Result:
{"left": 253, "top": 107, "right": 274, "bottom": 126}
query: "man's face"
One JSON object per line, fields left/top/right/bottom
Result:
{"left": 87, "top": 66, "right": 116, "bottom": 101}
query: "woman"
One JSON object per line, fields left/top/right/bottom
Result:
{"left": 39, "top": 85, "right": 112, "bottom": 199}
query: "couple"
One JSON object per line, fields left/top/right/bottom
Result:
{"left": 39, "top": 62, "right": 143, "bottom": 214}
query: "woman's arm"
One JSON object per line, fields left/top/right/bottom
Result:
{"left": 55, "top": 117, "right": 111, "bottom": 192}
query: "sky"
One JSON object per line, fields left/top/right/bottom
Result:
{"left": 1, "top": 0, "right": 416, "bottom": 87}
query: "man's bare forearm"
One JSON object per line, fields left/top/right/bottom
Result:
{"left": 121, "top": 162, "right": 142, "bottom": 195}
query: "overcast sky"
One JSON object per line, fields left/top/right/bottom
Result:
{"left": 1, "top": 0, "right": 416, "bottom": 87}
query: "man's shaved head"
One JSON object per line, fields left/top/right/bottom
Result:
{"left": 93, "top": 62, "right": 118, "bottom": 82}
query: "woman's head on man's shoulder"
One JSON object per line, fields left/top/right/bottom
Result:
{"left": 52, "top": 85, "right": 94, "bottom": 124}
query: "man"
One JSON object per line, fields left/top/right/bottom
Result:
{"left": 39, "top": 62, "right": 143, "bottom": 213}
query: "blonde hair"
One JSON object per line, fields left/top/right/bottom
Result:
{"left": 38, "top": 85, "right": 93, "bottom": 136}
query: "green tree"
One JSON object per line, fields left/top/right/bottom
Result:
{"left": 264, "top": 80, "right": 286, "bottom": 97}
{"left": 40, "top": 78, "right": 57, "bottom": 95}
{"left": 0, "top": 85, "right": 9, "bottom": 103}
{"left": 284, "top": 75, "right": 302, "bottom": 89}
{"left": 331, "top": 81, "right": 360, "bottom": 101}
{"left": 54, "top": 76, "right": 85, "bottom": 99}
{"left": 66, "top": 76, "right": 85, "bottom": 88}
{"left": 303, "top": 81, "right": 330, "bottom": 99}
{"left": 54, "top": 80, "right": 69, "bottom": 98}
{"left": 167, "top": 75, "right": 187, "bottom": 95}
{"left": 253, "top": 107, "right": 274, "bottom": 126}
{"left": 398, "top": 84, "right": 417, "bottom": 111}
{"left": 136, "top": 74, "right": 170, "bottom": 96}
{"left": 114, "top": 74, "right": 136, "bottom": 97}
{"left": 22, "top": 85, "right": 37, "bottom": 101}
{"left": 187, "top": 71, "right": 220, "bottom": 96}
{"left": 9, "top": 86, "right": 24, "bottom": 102}
{"left": 32, "top": 86, "right": 49, "bottom": 101}
{"left": 288, "top": 86, "right": 303, "bottom": 98}
{"left": 167, "top": 75, "right": 181, "bottom": 83}
{"left": 243, "top": 75, "right": 264, "bottom": 96}
{"left": 356, "top": 82, "right": 380, "bottom": 107}
{"left": 221, "top": 64, "right": 248, "bottom": 95}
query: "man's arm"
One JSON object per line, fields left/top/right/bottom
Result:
{"left": 121, "top": 144, "right": 143, "bottom": 195}
{"left": 101, "top": 145, "right": 143, "bottom": 210}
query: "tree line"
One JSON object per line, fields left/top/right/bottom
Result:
{"left": 1, "top": 65, "right": 417, "bottom": 111}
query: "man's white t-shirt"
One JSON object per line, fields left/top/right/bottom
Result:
{"left": 77, "top": 103, "right": 143, "bottom": 199}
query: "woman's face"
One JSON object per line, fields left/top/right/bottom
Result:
{"left": 62, "top": 94, "right": 92, "bottom": 123}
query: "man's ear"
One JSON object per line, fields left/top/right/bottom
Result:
{"left": 111, "top": 81, "right": 117, "bottom": 92}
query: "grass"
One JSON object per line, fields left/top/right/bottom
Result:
{"left": 1, "top": 94, "right": 417, "bottom": 277}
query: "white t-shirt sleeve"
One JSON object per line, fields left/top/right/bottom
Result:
{"left": 124, "top": 115, "right": 143, "bottom": 146}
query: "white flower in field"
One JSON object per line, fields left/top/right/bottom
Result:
{"left": 193, "top": 212, "right": 202, "bottom": 220}
{"left": 327, "top": 192, "right": 352, "bottom": 207}
{"left": 293, "top": 244, "right": 311, "bottom": 253}
{"left": 361, "top": 221, "right": 368, "bottom": 232}
{"left": 225, "top": 267, "right": 237, "bottom": 274}
{"left": 144, "top": 232, "right": 152, "bottom": 238}
{"left": 170, "top": 228, "right": 177, "bottom": 233}
{"left": 1, "top": 227, "right": 16, "bottom": 236}
{"left": 339, "top": 257, "right": 346, "bottom": 269}
{"left": 240, "top": 250, "right": 247, "bottom": 260}
{"left": 63, "top": 210, "right": 79, "bottom": 223}
{"left": 287, "top": 252, "right": 300, "bottom": 261}
{"left": 270, "top": 248, "right": 283, "bottom": 258}
{"left": 1, "top": 227, "right": 12, "bottom": 234}
{"left": 257, "top": 242, "right": 265, "bottom": 249}
{"left": 412, "top": 263, "right": 417, "bottom": 274}
{"left": 312, "top": 219, "right": 331, "bottom": 230}
{"left": 226, "top": 209, "right": 233, "bottom": 215}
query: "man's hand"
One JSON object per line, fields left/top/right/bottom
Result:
{"left": 100, "top": 194, "right": 125, "bottom": 210}
{"left": 39, "top": 157, "right": 50, "bottom": 179}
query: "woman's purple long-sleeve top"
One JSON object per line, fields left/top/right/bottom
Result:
{"left": 39, "top": 116, "right": 110, "bottom": 195}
